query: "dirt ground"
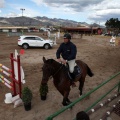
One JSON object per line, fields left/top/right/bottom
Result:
{"left": 0, "top": 32, "right": 120, "bottom": 120}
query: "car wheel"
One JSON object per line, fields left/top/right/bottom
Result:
{"left": 44, "top": 44, "right": 50, "bottom": 49}
{"left": 22, "top": 44, "right": 29, "bottom": 49}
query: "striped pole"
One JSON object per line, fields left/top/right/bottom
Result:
{"left": 0, "top": 68, "right": 12, "bottom": 78}
{"left": 87, "top": 93, "right": 120, "bottom": 115}
{"left": 0, "top": 78, "right": 13, "bottom": 90}
{"left": 0, "top": 64, "right": 12, "bottom": 72}
{"left": 0, "top": 74, "right": 13, "bottom": 86}
{"left": 0, "top": 64, "right": 14, "bottom": 91}
{"left": 99, "top": 100, "right": 120, "bottom": 120}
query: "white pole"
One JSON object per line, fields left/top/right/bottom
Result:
{"left": 54, "top": 33, "right": 57, "bottom": 45}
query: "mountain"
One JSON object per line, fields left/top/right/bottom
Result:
{"left": 34, "top": 16, "right": 82, "bottom": 27}
{"left": 0, "top": 16, "right": 104, "bottom": 28}
{"left": 0, "top": 16, "right": 43, "bottom": 26}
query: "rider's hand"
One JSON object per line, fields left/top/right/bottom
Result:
{"left": 57, "top": 58, "right": 62, "bottom": 63}
{"left": 62, "top": 59, "right": 67, "bottom": 64}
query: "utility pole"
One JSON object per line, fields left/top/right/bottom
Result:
{"left": 20, "top": 8, "right": 25, "bottom": 17}
{"left": 20, "top": 8, "right": 25, "bottom": 34}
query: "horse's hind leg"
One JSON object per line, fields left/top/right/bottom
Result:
{"left": 79, "top": 79, "right": 85, "bottom": 96}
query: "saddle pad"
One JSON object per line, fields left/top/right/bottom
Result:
{"left": 73, "top": 65, "right": 82, "bottom": 77}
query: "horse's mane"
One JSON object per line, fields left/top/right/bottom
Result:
{"left": 45, "top": 58, "right": 61, "bottom": 65}
{"left": 45, "top": 59, "right": 67, "bottom": 71}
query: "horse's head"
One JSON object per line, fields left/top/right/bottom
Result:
{"left": 41, "top": 57, "right": 55, "bottom": 84}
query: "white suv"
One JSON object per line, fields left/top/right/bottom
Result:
{"left": 18, "top": 35, "right": 53, "bottom": 49}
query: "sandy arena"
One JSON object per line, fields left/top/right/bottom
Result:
{"left": 0, "top": 33, "right": 120, "bottom": 120}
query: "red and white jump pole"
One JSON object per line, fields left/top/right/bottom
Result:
{"left": 0, "top": 53, "right": 22, "bottom": 98}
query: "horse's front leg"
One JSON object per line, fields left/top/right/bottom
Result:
{"left": 62, "top": 91, "right": 71, "bottom": 106}
{"left": 62, "top": 97, "right": 68, "bottom": 106}
{"left": 79, "top": 79, "right": 84, "bottom": 96}
{"left": 66, "top": 98, "right": 72, "bottom": 104}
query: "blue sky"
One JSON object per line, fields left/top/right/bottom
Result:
{"left": 0, "top": 0, "right": 120, "bottom": 25}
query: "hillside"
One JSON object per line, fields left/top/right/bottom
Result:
{"left": 0, "top": 16, "right": 101, "bottom": 27}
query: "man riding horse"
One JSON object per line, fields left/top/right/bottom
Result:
{"left": 56, "top": 33, "right": 78, "bottom": 87}
{"left": 41, "top": 34, "right": 94, "bottom": 105}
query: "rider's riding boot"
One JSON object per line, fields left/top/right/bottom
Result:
{"left": 70, "top": 73, "right": 75, "bottom": 79}
{"left": 69, "top": 73, "right": 76, "bottom": 87}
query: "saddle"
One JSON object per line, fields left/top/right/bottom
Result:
{"left": 67, "top": 64, "right": 81, "bottom": 80}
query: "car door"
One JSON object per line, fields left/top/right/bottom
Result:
{"left": 34, "top": 37, "right": 45, "bottom": 47}
{"left": 24, "top": 37, "right": 36, "bottom": 46}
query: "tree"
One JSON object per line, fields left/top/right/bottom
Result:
{"left": 105, "top": 18, "right": 120, "bottom": 29}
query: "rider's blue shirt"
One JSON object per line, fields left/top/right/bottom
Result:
{"left": 56, "top": 41, "right": 77, "bottom": 61}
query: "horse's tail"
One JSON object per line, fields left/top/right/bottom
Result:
{"left": 87, "top": 65, "right": 94, "bottom": 77}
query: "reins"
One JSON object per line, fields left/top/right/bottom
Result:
{"left": 49, "top": 64, "right": 64, "bottom": 79}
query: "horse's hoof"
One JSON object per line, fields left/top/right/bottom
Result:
{"left": 41, "top": 95, "right": 47, "bottom": 100}
{"left": 62, "top": 102, "right": 68, "bottom": 106}
{"left": 67, "top": 101, "right": 72, "bottom": 105}
{"left": 79, "top": 94, "right": 82, "bottom": 97}
{"left": 62, "top": 101, "right": 72, "bottom": 106}
{"left": 63, "top": 104, "right": 68, "bottom": 106}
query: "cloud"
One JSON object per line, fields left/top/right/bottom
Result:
{"left": 88, "top": 0, "right": 120, "bottom": 23}
{"left": 1, "top": 0, "right": 120, "bottom": 25}
{"left": 3, "top": 3, "right": 42, "bottom": 18}
{"left": 0, "top": 0, "right": 5, "bottom": 8}
{"left": 31, "top": 0, "right": 104, "bottom": 11}
{"left": 30, "top": 0, "right": 44, "bottom": 6}
{"left": 5, "top": 12, "right": 19, "bottom": 18}
{"left": 28, "top": 0, "right": 120, "bottom": 25}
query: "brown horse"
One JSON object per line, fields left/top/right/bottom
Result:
{"left": 41, "top": 57, "right": 94, "bottom": 106}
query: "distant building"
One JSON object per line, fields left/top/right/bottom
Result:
{"left": 0, "top": 26, "right": 103, "bottom": 35}
{"left": 60, "top": 27, "right": 102, "bottom": 35}
{"left": 0, "top": 26, "right": 28, "bottom": 32}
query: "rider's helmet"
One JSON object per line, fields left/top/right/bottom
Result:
{"left": 63, "top": 33, "right": 71, "bottom": 40}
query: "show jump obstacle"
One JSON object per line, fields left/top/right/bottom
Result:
{"left": 0, "top": 53, "right": 22, "bottom": 98}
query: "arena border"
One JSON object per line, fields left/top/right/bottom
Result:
{"left": 45, "top": 71, "right": 120, "bottom": 120}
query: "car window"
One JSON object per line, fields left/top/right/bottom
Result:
{"left": 24, "top": 37, "right": 35, "bottom": 40}
{"left": 35, "top": 37, "right": 42, "bottom": 41}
